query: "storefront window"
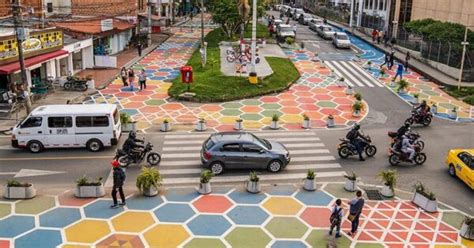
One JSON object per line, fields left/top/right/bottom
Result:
{"left": 59, "top": 57, "right": 68, "bottom": 76}
{"left": 73, "top": 51, "right": 82, "bottom": 71}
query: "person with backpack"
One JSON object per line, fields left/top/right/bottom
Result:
{"left": 329, "top": 199, "right": 344, "bottom": 238}
{"left": 347, "top": 190, "right": 365, "bottom": 236}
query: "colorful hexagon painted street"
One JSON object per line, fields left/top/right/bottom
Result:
{"left": 187, "top": 215, "right": 232, "bottom": 236}
{"left": 143, "top": 224, "right": 190, "bottom": 247}
{"left": 65, "top": 220, "right": 110, "bottom": 244}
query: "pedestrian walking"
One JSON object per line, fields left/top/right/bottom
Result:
{"left": 380, "top": 52, "right": 390, "bottom": 68}
{"left": 110, "top": 160, "right": 126, "bottom": 208}
{"left": 347, "top": 190, "right": 365, "bottom": 236}
{"left": 127, "top": 69, "right": 135, "bottom": 91}
{"left": 383, "top": 32, "right": 389, "bottom": 47}
{"left": 329, "top": 199, "right": 344, "bottom": 238}
{"left": 377, "top": 30, "right": 383, "bottom": 44}
{"left": 137, "top": 42, "right": 142, "bottom": 57}
{"left": 390, "top": 37, "right": 396, "bottom": 48}
{"left": 138, "top": 69, "right": 147, "bottom": 91}
{"left": 293, "top": 24, "right": 297, "bottom": 38}
{"left": 404, "top": 52, "right": 410, "bottom": 72}
{"left": 371, "top": 29, "right": 378, "bottom": 43}
{"left": 286, "top": 18, "right": 290, "bottom": 25}
{"left": 120, "top": 67, "right": 128, "bottom": 87}
{"left": 393, "top": 62, "right": 404, "bottom": 81}
{"left": 388, "top": 51, "right": 395, "bottom": 70}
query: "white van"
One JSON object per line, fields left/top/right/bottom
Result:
{"left": 11, "top": 104, "right": 121, "bottom": 153}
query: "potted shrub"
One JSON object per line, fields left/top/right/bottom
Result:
{"left": 196, "top": 118, "right": 207, "bottom": 131}
{"left": 74, "top": 175, "right": 105, "bottom": 198}
{"left": 379, "top": 68, "right": 386, "bottom": 78}
{"left": 378, "top": 169, "right": 397, "bottom": 198}
{"left": 120, "top": 112, "right": 136, "bottom": 132}
{"left": 449, "top": 107, "right": 457, "bottom": 119}
{"left": 198, "top": 169, "right": 213, "bottom": 195}
{"left": 460, "top": 216, "right": 474, "bottom": 241}
{"left": 285, "top": 37, "right": 294, "bottom": 45}
{"left": 234, "top": 117, "right": 243, "bottom": 130}
{"left": 160, "top": 119, "right": 171, "bottom": 132}
{"left": 411, "top": 181, "right": 438, "bottom": 213}
{"left": 136, "top": 167, "right": 162, "bottom": 197}
{"left": 303, "top": 169, "right": 316, "bottom": 191}
{"left": 352, "top": 101, "right": 363, "bottom": 117}
{"left": 345, "top": 85, "right": 353, "bottom": 95}
{"left": 246, "top": 171, "right": 260, "bottom": 193}
{"left": 366, "top": 60, "right": 373, "bottom": 69}
{"left": 270, "top": 114, "right": 279, "bottom": 129}
{"left": 354, "top": 92, "right": 362, "bottom": 101}
{"left": 327, "top": 115, "right": 335, "bottom": 128}
{"left": 330, "top": 69, "right": 335, "bottom": 77}
{"left": 4, "top": 180, "right": 36, "bottom": 199}
{"left": 412, "top": 93, "right": 420, "bottom": 104}
{"left": 344, "top": 171, "right": 358, "bottom": 192}
{"left": 397, "top": 79, "right": 409, "bottom": 93}
{"left": 339, "top": 77, "right": 345, "bottom": 85}
{"left": 302, "top": 114, "right": 311, "bottom": 129}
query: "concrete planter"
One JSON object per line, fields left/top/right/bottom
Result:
{"left": 234, "top": 121, "right": 243, "bottom": 130}
{"left": 327, "top": 118, "right": 335, "bottom": 128}
{"left": 460, "top": 222, "right": 474, "bottom": 241}
{"left": 270, "top": 121, "right": 279, "bottom": 130}
{"left": 448, "top": 110, "right": 457, "bottom": 120}
{"left": 160, "top": 122, "right": 171, "bottom": 132}
{"left": 344, "top": 179, "right": 357, "bottom": 192}
{"left": 122, "top": 122, "right": 136, "bottom": 132}
{"left": 4, "top": 185, "right": 36, "bottom": 199}
{"left": 303, "top": 179, "right": 316, "bottom": 191}
{"left": 143, "top": 187, "right": 158, "bottom": 197}
{"left": 431, "top": 105, "right": 438, "bottom": 115}
{"left": 345, "top": 87, "right": 353, "bottom": 95}
{"left": 411, "top": 191, "right": 438, "bottom": 213}
{"left": 246, "top": 181, "right": 260, "bottom": 194}
{"left": 352, "top": 110, "right": 361, "bottom": 117}
{"left": 74, "top": 185, "right": 105, "bottom": 198}
{"left": 195, "top": 121, "right": 207, "bottom": 131}
{"left": 381, "top": 184, "right": 394, "bottom": 198}
{"left": 302, "top": 119, "right": 311, "bottom": 129}
{"left": 87, "top": 80, "right": 95, "bottom": 90}
{"left": 198, "top": 182, "right": 212, "bottom": 195}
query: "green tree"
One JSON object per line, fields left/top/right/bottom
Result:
{"left": 209, "top": 0, "right": 242, "bottom": 39}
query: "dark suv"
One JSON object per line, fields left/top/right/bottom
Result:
{"left": 201, "top": 132, "right": 291, "bottom": 175}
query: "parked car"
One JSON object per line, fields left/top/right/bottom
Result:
{"left": 280, "top": 5, "right": 290, "bottom": 15}
{"left": 309, "top": 18, "right": 324, "bottom": 31}
{"left": 292, "top": 8, "right": 305, "bottom": 20}
{"left": 11, "top": 104, "right": 121, "bottom": 153}
{"left": 272, "top": 19, "right": 283, "bottom": 31}
{"left": 298, "top": 13, "right": 313, "bottom": 25}
{"left": 332, "top": 32, "right": 351, "bottom": 48}
{"left": 200, "top": 132, "right": 291, "bottom": 175}
{"left": 446, "top": 149, "right": 474, "bottom": 190}
{"left": 276, "top": 24, "right": 296, "bottom": 42}
{"left": 317, "top": 25, "right": 336, "bottom": 39}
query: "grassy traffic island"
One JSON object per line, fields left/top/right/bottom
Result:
{"left": 168, "top": 28, "right": 300, "bottom": 102}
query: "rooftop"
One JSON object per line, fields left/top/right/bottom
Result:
{"left": 52, "top": 18, "right": 135, "bottom": 35}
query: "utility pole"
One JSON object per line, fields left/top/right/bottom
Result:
{"left": 349, "top": 0, "right": 354, "bottom": 28}
{"left": 148, "top": 0, "right": 152, "bottom": 47}
{"left": 250, "top": 0, "right": 257, "bottom": 74}
{"left": 12, "top": 0, "right": 32, "bottom": 114}
{"left": 458, "top": 26, "right": 469, "bottom": 91}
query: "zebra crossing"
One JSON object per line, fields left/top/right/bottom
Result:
{"left": 158, "top": 131, "right": 346, "bottom": 185}
{"left": 325, "top": 60, "right": 385, "bottom": 88}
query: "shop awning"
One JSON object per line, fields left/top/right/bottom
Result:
{"left": 0, "top": 50, "right": 68, "bottom": 74}
{"left": 53, "top": 19, "right": 136, "bottom": 35}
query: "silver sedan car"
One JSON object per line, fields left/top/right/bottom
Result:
{"left": 201, "top": 132, "right": 291, "bottom": 175}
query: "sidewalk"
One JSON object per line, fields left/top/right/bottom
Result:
{"left": 0, "top": 182, "right": 472, "bottom": 247}
{"left": 328, "top": 21, "right": 473, "bottom": 88}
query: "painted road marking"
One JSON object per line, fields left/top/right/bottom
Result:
{"left": 0, "top": 155, "right": 111, "bottom": 161}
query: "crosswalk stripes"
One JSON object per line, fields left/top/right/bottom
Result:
{"left": 158, "top": 131, "right": 346, "bottom": 185}
{"left": 325, "top": 61, "right": 384, "bottom": 87}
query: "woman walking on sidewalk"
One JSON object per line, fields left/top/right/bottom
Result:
{"left": 138, "top": 69, "right": 147, "bottom": 91}
{"left": 347, "top": 190, "right": 365, "bottom": 236}
{"left": 127, "top": 69, "right": 135, "bottom": 91}
{"left": 120, "top": 67, "right": 128, "bottom": 87}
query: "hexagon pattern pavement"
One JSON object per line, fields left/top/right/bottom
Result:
{"left": 86, "top": 27, "right": 366, "bottom": 132}
{"left": 0, "top": 182, "right": 472, "bottom": 247}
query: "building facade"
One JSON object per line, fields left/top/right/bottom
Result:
{"left": 410, "top": 0, "right": 474, "bottom": 28}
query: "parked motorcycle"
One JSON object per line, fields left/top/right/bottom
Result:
{"left": 405, "top": 110, "right": 432, "bottom": 126}
{"left": 115, "top": 141, "right": 161, "bottom": 167}
{"left": 388, "top": 144, "right": 426, "bottom": 166}
{"left": 388, "top": 130, "right": 425, "bottom": 151}
{"left": 63, "top": 76, "right": 88, "bottom": 92}
{"left": 337, "top": 135, "right": 377, "bottom": 159}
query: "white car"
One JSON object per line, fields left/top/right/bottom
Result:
{"left": 298, "top": 13, "right": 313, "bottom": 25}
{"left": 332, "top": 32, "right": 351, "bottom": 49}
{"left": 309, "top": 18, "right": 324, "bottom": 31}
{"left": 272, "top": 19, "right": 283, "bottom": 30}
{"left": 276, "top": 24, "right": 296, "bottom": 42}
{"left": 293, "top": 9, "right": 305, "bottom": 20}
{"left": 317, "top": 25, "right": 336, "bottom": 39}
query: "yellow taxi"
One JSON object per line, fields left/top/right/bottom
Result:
{"left": 446, "top": 149, "right": 474, "bottom": 189}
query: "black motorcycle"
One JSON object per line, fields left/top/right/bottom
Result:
{"left": 63, "top": 76, "right": 88, "bottom": 92}
{"left": 405, "top": 110, "right": 432, "bottom": 126}
{"left": 388, "top": 130, "right": 425, "bottom": 151}
{"left": 115, "top": 142, "right": 161, "bottom": 167}
{"left": 388, "top": 144, "right": 426, "bottom": 166}
{"left": 337, "top": 135, "right": 377, "bottom": 159}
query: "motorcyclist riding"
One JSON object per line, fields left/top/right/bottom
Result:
{"left": 414, "top": 100, "right": 430, "bottom": 119}
{"left": 401, "top": 135, "right": 416, "bottom": 163}
{"left": 122, "top": 131, "right": 144, "bottom": 156}
{"left": 346, "top": 124, "right": 366, "bottom": 161}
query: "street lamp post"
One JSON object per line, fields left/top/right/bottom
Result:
{"left": 250, "top": 0, "right": 257, "bottom": 74}
{"left": 458, "top": 27, "right": 469, "bottom": 91}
